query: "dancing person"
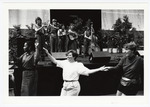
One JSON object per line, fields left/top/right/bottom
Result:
{"left": 43, "top": 48, "right": 107, "bottom": 96}
{"left": 104, "top": 42, "right": 144, "bottom": 96}
{"left": 13, "top": 40, "right": 40, "bottom": 96}
{"left": 57, "top": 24, "right": 67, "bottom": 52}
{"left": 48, "top": 19, "right": 59, "bottom": 52}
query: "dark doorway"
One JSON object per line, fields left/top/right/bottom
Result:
{"left": 50, "top": 9, "right": 101, "bottom": 32}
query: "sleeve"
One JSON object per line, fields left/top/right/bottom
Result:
{"left": 56, "top": 60, "right": 65, "bottom": 68}
{"left": 77, "top": 63, "right": 90, "bottom": 76}
{"left": 109, "top": 57, "right": 124, "bottom": 72}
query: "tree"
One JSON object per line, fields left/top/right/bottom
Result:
{"left": 112, "top": 15, "right": 132, "bottom": 53}
{"left": 122, "top": 15, "right": 132, "bottom": 35}
{"left": 112, "top": 18, "right": 122, "bottom": 34}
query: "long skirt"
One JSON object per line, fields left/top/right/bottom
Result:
{"left": 21, "top": 70, "right": 38, "bottom": 96}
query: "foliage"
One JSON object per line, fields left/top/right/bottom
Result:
{"left": 72, "top": 16, "right": 84, "bottom": 34}
{"left": 112, "top": 15, "right": 133, "bottom": 53}
{"left": 9, "top": 25, "right": 23, "bottom": 61}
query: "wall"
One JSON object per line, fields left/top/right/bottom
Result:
{"left": 9, "top": 9, "right": 50, "bottom": 29}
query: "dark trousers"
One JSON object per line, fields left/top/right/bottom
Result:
{"left": 84, "top": 38, "right": 91, "bottom": 55}
{"left": 50, "top": 35, "right": 58, "bottom": 52}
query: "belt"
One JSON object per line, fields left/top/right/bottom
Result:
{"left": 64, "top": 80, "right": 78, "bottom": 82}
{"left": 122, "top": 77, "right": 138, "bottom": 83}
{"left": 22, "top": 68, "right": 35, "bottom": 71}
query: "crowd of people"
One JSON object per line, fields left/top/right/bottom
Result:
{"left": 33, "top": 17, "right": 100, "bottom": 59}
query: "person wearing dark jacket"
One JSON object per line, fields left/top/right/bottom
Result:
{"left": 104, "top": 42, "right": 143, "bottom": 96}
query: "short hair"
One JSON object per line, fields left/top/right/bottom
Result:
{"left": 66, "top": 50, "right": 78, "bottom": 60}
{"left": 124, "top": 42, "right": 137, "bottom": 52}
{"left": 35, "top": 17, "right": 42, "bottom": 24}
{"left": 25, "top": 41, "right": 35, "bottom": 51}
{"left": 52, "top": 19, "right": 57, "bottom": 22}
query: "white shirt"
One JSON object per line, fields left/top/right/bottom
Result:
{"left": 56, "top": 60, "right": 89, "bottom": 80}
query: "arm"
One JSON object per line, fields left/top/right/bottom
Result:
{"left": 49, "top": 24, "right": 59, "bottom": 29}
{"left": 34, "top": 42, "right": 40, "bottom": 65}
{"left": 88, "top": 66, "right": 107, "bottom": 74}
{"left": 43, "top": 47, "right": 57, "bottom": 64}
{"left": 104, "top": 58, "right": 124, "bottom": 72}
{"left": 84, "top": 31, "right": 91, "bottom": 40}
{"left": 34, "top": 24, "right": 46, "bottom": 32}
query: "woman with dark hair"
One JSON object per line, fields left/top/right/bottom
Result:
{"left": 43, "top": 48, "right": 107, "bottom": 96}
{"left": 14, "top": 40, "right": 40, "bottom": 96}
{"left": 104, "top": 42, "right": 144, "bottom": 96}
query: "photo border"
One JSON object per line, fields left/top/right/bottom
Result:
{"left": 0, "top": 1, "right": 149, "bottom": 107}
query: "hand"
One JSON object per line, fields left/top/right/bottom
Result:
{"left": 99, "top": 66, "right": 109, "bottom": 71}
{"left": 35, "top": 42, "right": 39, "bottom": 48}
{"left": 103, "top": 66, "right": 113, "bottom": 71}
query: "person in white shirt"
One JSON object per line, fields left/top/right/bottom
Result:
{"left": 43, "top": 48, "right": 107, "bottom": 96}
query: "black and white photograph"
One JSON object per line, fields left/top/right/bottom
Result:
{"left": 1, "top": 1, "right": 149, "bottom": 107}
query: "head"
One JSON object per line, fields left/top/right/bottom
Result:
{"left": 90, "top": 22, "right": 93, "bottom": 27}
{"left": 52, "top": 19, "right": 57, "bottom": 25}
{"left": 124, "top": 42, "right": 137, "bottom": 58}
{"left": 86, "top": 26, "right": 90, "bottom": 30}
{"left": 66, "top": 50, "right": 78, "bottom": 61}
{"left": 23, "top": 41, "right": 35, "bottom": 53}
{"left": 61, "top": 24, "right": 65, "bottom": 29}
{"left": 35, "top": 17, "right": 42, "bottom": 26}
{"left": 69, "top": 23, "right": 74, "bottom": 30}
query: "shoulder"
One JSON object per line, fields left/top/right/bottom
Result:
{"left": 76, "top": 62, "right": 84, "bottom": 66}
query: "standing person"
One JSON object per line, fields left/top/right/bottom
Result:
{"left": 104, "top": 42, "right": 144, "bottom": 96}
{"left": 48, "top": 19, "right": 59, "bottom": 52}
{"left": 84, "top": 26, "right": 92, "bottom": 56}
{"left": 43, "top": 48, "right": 107, "bottom": 96}
{"left": 13, "top": 40, "right": 40, "bottom": 96}
{"left": 57, "top": 24, "right": 67, "bottom": 52}
{"left": 34, "top": 17, "right": 46, "bottom": 60}
{"left": 68, "top": 24, "right": 78, "bottom": 51}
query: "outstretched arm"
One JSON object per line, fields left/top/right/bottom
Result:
{"left": 43, "top": 47, "right": 57, "bottom": 64}
{"left": 88, "top": 66, "right": 108, "bottom": 74}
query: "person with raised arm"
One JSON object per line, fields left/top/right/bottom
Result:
{"left": 13, "top": 40, "right": 40, "bottom": 96}
{"left": 43, "top": 47, "right": 107, "bottom": 96}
